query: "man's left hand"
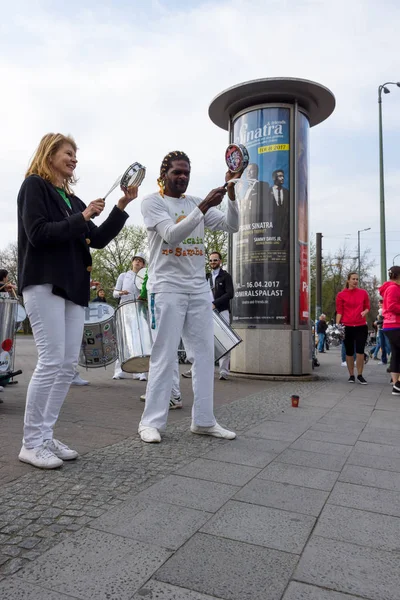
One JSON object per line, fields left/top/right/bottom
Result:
{"left": 117, "top": 185, "right": 139, "bottom": 211}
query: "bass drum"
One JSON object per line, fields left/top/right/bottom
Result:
{"left": 115, "top": 300, "right": 152, "bottom": 373}
{"left": 78, "top": 302, "right": 117, "bottom": 368}
{"left": 213, "top": 309, "right": 242, "bottom": 362}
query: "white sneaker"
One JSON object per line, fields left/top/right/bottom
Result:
{"left": 71, "top": 374, "right": 89, "bottom": 386}
{"left": 18, "top": 445, "right": 63, "bottom": 469}
{"left": 138, "top": 423, "right": 161, "bottom": 443}
{"left": 132, "top": 373, "right": 147, "bottom": 381}
{"left": 0, "top": 386, "right": 4, "bottom": 392}
{"left": 191, "top": 422, "right": 236, "bottom": 440}
{"left": 341, "top": 361, "right": 347, "bottom": 367}
{"left": 44, "top": 439, "right": 78, "bottom": 460}
{"left": 219, "top": 372, "right": 229, "bottom": 380}
{"left": 140, "top": 394, "right": 146, "bottom": 402}
{"left": 112, "top": 371, "right": 131, "bottom": 380}
{"left": 169, "top": 395, "right": 183, "bottom": 410}
{"left": 182, "top": 370, "right": 192, "bottom": 378}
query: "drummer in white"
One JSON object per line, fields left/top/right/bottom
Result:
{"left": 138, "top": 150, "right": 241, "bottom": 443}
{"left": 113, "top": 253, "right": 147, "bottom": 380}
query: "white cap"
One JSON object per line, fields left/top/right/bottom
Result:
{"left": 132, "top": 252, "right": 146, "bottom": 263}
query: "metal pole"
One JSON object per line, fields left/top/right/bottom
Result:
{"left": 315, "top": 233, "right": 322, "bottom": 322}
{"left": 378, "top": 88, "right": 387, "bottom": 283}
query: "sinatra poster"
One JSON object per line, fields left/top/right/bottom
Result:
{"left": 231, "top": 107, "right": 290, "bottom": 325}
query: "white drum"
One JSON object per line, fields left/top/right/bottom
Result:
{"left": 115, "top": 299, "right": 152, "bottom": 373}
{"left": 16, "top": 304, "right": 27, "bottom": 331}
{"left": 79, "top": 302, "right": 117, "bottom": 368}
{"left": 213, "top": 309, "right": 242, "bottom": 362}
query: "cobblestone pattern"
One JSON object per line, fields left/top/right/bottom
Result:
{"left": 0, "top": 379, "right": 329, "bottom": 580}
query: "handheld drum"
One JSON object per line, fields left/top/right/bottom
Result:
{"left": 103, "top": 162, "right": 146, "bottom": 200}
{"left": 225, "top": 144, "right": 249, "bottom": 174}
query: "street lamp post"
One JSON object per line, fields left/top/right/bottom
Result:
{"left": 358, "top": 227, "right": 371, "bottom": 281}
{"left": 378, "top": 81, "right": 400, "bottom": 283}
{"left": 393, "top": 253, "right": 400, "bottom": 266}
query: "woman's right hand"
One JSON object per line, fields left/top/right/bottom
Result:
{"left": 82, "top": 199, "right": 105, "bottom": 221}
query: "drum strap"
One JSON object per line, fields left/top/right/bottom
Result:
{"left": 150, "top": 294, "right": 156, "bottom": 329}
{"left": 209, "top": 275, "right": 215, "bottom": 299}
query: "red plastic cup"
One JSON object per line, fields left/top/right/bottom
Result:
{"left": 291, "top": 395, "right": 299, "bottom": 408}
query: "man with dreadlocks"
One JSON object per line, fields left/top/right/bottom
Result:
{"left": 138, "top": 150, "right": 240, "bottom": 443}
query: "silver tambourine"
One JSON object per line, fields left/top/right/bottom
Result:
{"left": 104, "top": 162, "right": 146, "bottom": 199}
{"left": 225, "top": 144, "right": 249, "bottom": 173}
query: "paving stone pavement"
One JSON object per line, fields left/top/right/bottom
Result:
{"left": 0, "top": 340, "right": 398, "bottom": 599}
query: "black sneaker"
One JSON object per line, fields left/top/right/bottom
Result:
{"left": 348, "top": 375, "right": 355, "bottom": 383}
{"left": 392, "top": 387, "right": 400, "bottom": 396}
{"left": 393, "top": 383, "right": 400, "bottom": 393}
{"left": 357, "top": 375, "right": 368, "bottom": 385}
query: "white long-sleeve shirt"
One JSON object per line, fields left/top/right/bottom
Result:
{"left": 141, "top": 192, "right": 239, "bottom": 294}
{"left": 113, "top": 270, "right": 141, "bottom": 304}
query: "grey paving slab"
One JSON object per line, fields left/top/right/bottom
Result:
{"left": 283, "top": 582, "right": 366, "bottom": 600}
{"left": 359, "top": 426, "right": 400, "bottom": 445}
{"left": 234, "top": 477, "right": 328, "bottom": 516}
{"left": 328, "top": 482, "right": 400, "bottom": 518}
{"left": 289, "top": 439, "right": 353, "bottom": 457}
{"left": 339, "top": 464, "right": 400, "bottom": 491}
{"left": 0, "top": 578, "right": 74, "bottom": 599}
{"left": 336, "top": 397, "right": 377, "bottom": 407}
{"left": 316, "top": 417, "right": 367, "bottom": 431}
{"left": 347, "top": 450, "right": 400, "bottom": 473}
{"left": 202, "top": 436, "right": 287, "bottom": 467}
{"left": 133, "top": 474, "right": 239, "bottom": 513}
{"left": 315, "top": 504, "right": 400, "bottom": 552}
{"left": 244, "top": 421, "right": 310, "bottom": 442}
{"left": 375, "top": 397, "right": 400, "bottom": 411}
{"left": 132, "top": 580, "right": 219, "bottom": 599}
{"left": 258, "top": 462, "right": 338, "bottom": 491}
{"left": 91, "top": 499, "right": 210, "bottom": 551}
{"left": 277, "top": 448, "right": 348, "bottom": 471}
{"left": 268, "top": 409, "right": 327, "bottom": 425}
{"left": 295, "top": 535, "right": 400, "bottom": 600}
{"left": 322, "top": 410, "right": 370, "bottom": 423}
{"left": 368, "top": 409, "right": 400, "bottom": 430}
{"left": 299, "top": 429, "right": 360, "bottom": 445}
{"left": 17, "top": 528, "right": 171, "bottom": 600}
{"left": 174, "top": 458, "right": 260, "bottom": 486}
{"left": 200, "top": 500, "right": 315, "bottom": 554}
{"left": 354, "top": 440, "right": 400, "bottom": 458}
{"left": 154, "top": 532, "right": 298, "bottom": 600}
{"left": 297, "top": 396, "right": 340, "bottom": 408}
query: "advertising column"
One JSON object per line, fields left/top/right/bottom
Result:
{"left": 231, "top": 106, "right": 291, "bottom": 326}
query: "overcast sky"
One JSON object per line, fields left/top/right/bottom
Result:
{"left": 1, "top": 0, "right": 399, "bottom": 278}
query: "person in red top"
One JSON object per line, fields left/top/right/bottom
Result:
{"left": 380, "top": 266, "right": 400, "bottom": 395}
{"left": 336, "top": 272, "right": 370, "bottom": 384}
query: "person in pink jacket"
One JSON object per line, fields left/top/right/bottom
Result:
{"left": 380, "top": 266, "right": 400, "bottom": 395}
{"left": 336, "top": 272, "right": 370, "bottom": 384}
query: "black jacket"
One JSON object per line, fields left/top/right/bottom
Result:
{"left": 18, "top": 175, "right": 128, "bottom": 307}
{"left": 207, "top": 268, "right": 234, "bottom": 313}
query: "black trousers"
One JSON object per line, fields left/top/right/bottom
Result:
{"left": 382, "top": 329, "right": 400, "bottom": 373}
{"left": 344, "top": 325, "right": 368, "bottom": 356}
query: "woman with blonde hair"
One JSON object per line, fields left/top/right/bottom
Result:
{"left": 336, "top": 272, "right": 370, "bottom": 384}
{"left": 17, "top": 133, "right": 138, "bottom": 469}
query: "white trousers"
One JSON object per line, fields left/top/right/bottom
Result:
{"left": 22, "top": 285, "right": 84, "bottom": 448}
{"left": 218, "top": 309, "right": 230, "bottom": 375}
{"left": 141, "top": 292, "right": 215, "bottom": 431}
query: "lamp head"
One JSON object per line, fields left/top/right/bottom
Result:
{"left": 397, "top": 82, "right": 400, "bottom": 87}
{"left": 383, "top": 87, "right": 391, "bottom": 94}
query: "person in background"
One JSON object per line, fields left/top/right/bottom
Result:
{"left": 336, "top": 272, "right": 370, "bottom": 384}
{"left": 380, "top": 266, "right": 400, "bottom": 395}
{"left": 0, "top": 269, "right": 17, "bottom": 299}
{"left": 92, "top": 288, "right": 107, "bottom": 303}
{"left": 17, "top": 132, "right": 137, "bottom": 469}
{"left": 316, "top": 314, "right": 328, "bottom": 354}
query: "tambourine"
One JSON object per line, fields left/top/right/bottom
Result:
{"left": 225, "top": 144, "right": 249, "bottom": 173}
{"left": 104, "top": 162, "right": 146, "bottom": 200}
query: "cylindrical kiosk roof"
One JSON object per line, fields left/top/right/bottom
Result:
{"left": 209, "top": 77, "right": 335, "bottom": 130}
